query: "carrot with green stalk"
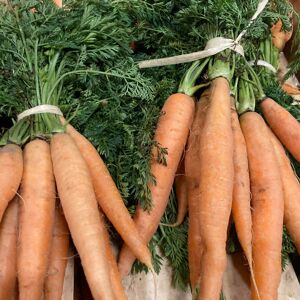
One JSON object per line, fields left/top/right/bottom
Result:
{"left": 238, "top": 69, "right": 283, "bottom": 300}
{"left": 196, "top": 57, "right": 234, "bottom": 299}
{"left": 184, "top": 89, "right": 209, "bottom": 295}
{"left": 118, "top": 59, "right": 209, "bottom": 277}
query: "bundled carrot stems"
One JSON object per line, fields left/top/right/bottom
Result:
{"left": 0, "top": 0, "right": 300, "bottom": 299}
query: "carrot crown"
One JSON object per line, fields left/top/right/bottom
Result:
{"left": 178, "top": 58, "right": 210, "bottom": 96}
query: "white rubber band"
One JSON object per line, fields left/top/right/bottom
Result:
{"left": 248, "top": 59, "right": 277, "bottom": 73}
{"left": 17, "top": 105, "right": 63, "bottom": 121}
{"left": 138, "top": 0, "right": 268, "bottom": 69}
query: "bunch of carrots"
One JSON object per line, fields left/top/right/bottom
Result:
{"left": 117, "top": 11, "right": 300, "bottom": 300}
{"left": 0, "top": 1, "right": 156, "bottom": 299}
{"left": 0, "top": 117, "right": 156, "bottom": 300}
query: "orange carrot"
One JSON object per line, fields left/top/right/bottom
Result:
{"left": 118, "top": 93, "right": 195, "bottom": 277}
{"left": 260, "top": 97, "right": 300, "bottom": 162}
{"left": 268, "top": 128, "right": 300, "bottom": 254}
{"left": 231, "top": 104, "right": 256, "bottom": 290}
{"left": 18, "top": 139, "right": 56, "bottom": 300}
{"left": 197, "top": 77, "right": 234, "bottom": 299}
{"left": 271, "top": 19, "right": 293, "bottom": 51}
{"left": 281, "top": 83, "right": 300, "bottom": 95}
{"left": 51, "top": 133, "right": 114, "bottom": 300}
{"left": 164, "top": 159, "right": 188, "bottom": 227}
{"left": 0, "top": 197, "right": 18, "bottom": 300}
{"left": 240, "top": 112, "right": 283, "bottom": 300}
{"left": 53, "top": 0, "right": 62, "bottom": 7}
{"left": 101, "top": 213, "right": 128, "bottom": 300}
{"left": 44, "top": 203, "right": 70, "bottom": 300}
{"left": 64, "top": 121, "right": 153, "bottom": 272}
{"left": 185, "top": 91, "right": 209, "bottom": 294}
{"left": 0, "top": 144, "right": 23, "bottom": 222}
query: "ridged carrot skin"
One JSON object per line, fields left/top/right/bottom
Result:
{"left": 0, "top": 144, "right": 23, "bottom": 222}
{"left": 65, "top": 122, "right": 152, "bottom": 271}
{"left": 44, "top": 204, "right": 70, "bottom": 300}
{"left": 268, "top": 128, "right": 300, "bottom": 254}
{"left": 0, "top": 197, "right": 18, "bottom": 300}
{"left": 197, "top": 78, "right": 234, "bottom": 300}
{"left": 185, "top": 91, "right": 209, "bottom": 293}
{"left": 118, "top": 93, "right": 195, "bottom": 277}
{"left": 260, "top": 98, "right": 300, "bottom": 162}
{"left": 18, "top": 140, "right": 56, "bottom": 300}
{"left": 240, "top": 112, "right": 283, "bottom": 300}
{"left": 51, "top": 133, "right": 114, "bottom": 300}
{"left": 231, "top": 105, "right": 255, "bottom": 282}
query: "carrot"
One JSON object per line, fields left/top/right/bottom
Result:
{"left": 64, "top": 121, "right": 153, "bottom": 272}
{"left": 174, "top": 160, "right": 188, "bottom": 226}
{"left": 271, "top": 19, "right": 293, "bottom": 51}
{"left": 197, "top": 77, "right": 234, "bottom": 299}
{"left": 51, "top": 133, "right": 114, "bottom": 300}
{"left": 231, "top": 103, "right": 257, "bottom": 292}
{"left": 101, "top": 213, "right": 128, "bottom": 300}
{"left": 281, "top": 83, "right": 300, "bottom": 95}
{"left": 185, "top": 91, "right": 209, "bottom": 294}
{"left": 18, "top": 139, "right": 56, "bottom": 300}
{"left": 240, "top": 112, "right": 283, "bottom": 300}
{"left": 117, "top": 93, "right": 195, "bottom": 277}
{"left": 53, "top": 0, "right": 62, "bottom": 7}
{"left": 162, "top": 159, "right": 188, "bottom": 227}
{"left": 44, "top": 203, "right": 70, "bottom": 300}
{"left": 268, "top": 128, "right": 300, "bottom": 254}
{"left": 260, "top": 97, "right": 300, "bottom": 162}
{"left": 0, "top": 144, "right": 23, "bottom": 222}
{"left": 0, "top": 197, "right": 18, "bottom": 300}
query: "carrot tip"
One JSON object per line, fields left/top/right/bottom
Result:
{"left": 159, "top": 222, "right": 181, "bottom": 228}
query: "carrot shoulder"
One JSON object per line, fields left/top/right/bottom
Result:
{"left": 44, "top": 203, "right": 70, "bottom": 300}
{"left": 0, "top": 144, "right": 23, "bottom": 222}
{"left": 0, "top": 197, "right": 18, "bottom": 300}
{"left": 18, "top": 140, "right": 56, "bottom": 300}
{"left": 240, "top": 112, "right": 283, "bottom": 300}
{"left": 260, "top": 98, "right": 300, "bottom": 162}
{"left": 118, "top": 92, "right": 195, "bottom": 277}
{"left": 197, "top": 77, "right": 234, "bottom": 299}
{"left": 51, "top": 133, "right": 114, "bottom": 300}
{"left": 65, "top": 122, "right": 152, "bottom": 271}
